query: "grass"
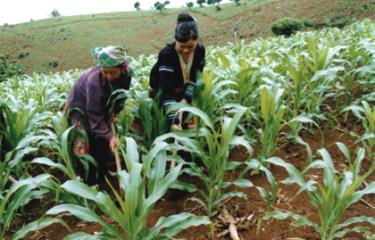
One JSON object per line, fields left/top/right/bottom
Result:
{"left": 0, "top": 0, "right": 374, "bottom": 73}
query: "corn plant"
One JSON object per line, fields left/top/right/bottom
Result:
{"left": 255, "top": 84, "right": 316, "bottom": 163}
{"left": 169, "top": 105, "right": 253, "bottom": 238}
{"left": 31, "top": 111, "right": 96, "bottom": 182}
{"left": 128, "top": 54, "right": 156, "bottom": 93}
{"left": 230, "top": 64, "right": 261, "bottom": 117}
{"left": 0, "top": 98, "right": 47, "bottom": 152}
{"left": 0, "top": 97, "right": 51, "bottom": 179}
{"left": 17, "top": 137, "right": 209, "bottom": 240}
{"left": 31, "top": 126, "right": 96, "bottom": 181}
{"left": 106, "top": 89, "right": 140, "bottom": 144}
{"left": 193, "top": 70, "right": 220, "bottom": 122}
{"left": 265, "top": 145, "right": 375, "bottom": 240}
{"left": 344, "top": 100, "right": 375, "bottom": 161}
{"left": 130, "top": 91, "right": 168, "bottom": 149}
{"left": 116, "top": 98, "right": 135, "bottom": 140}
{"left": 0, "top": 174, "right": 52, "bottom": 240}
{"left": 295, "top": 35, "right": 349, "bottom": 117}
{"left": 105, "top": 89, "right": 130, "bottom": 116}
{"left": 257, "top": 85, "right": 286, "bottom": 160}
{"left": 49, "top": 111, "right": 69, "bottom": 142}
{"left": 1, "top": 72, "right": 75, "bottom": 112}
{"left": 284, "top": 53, "right": 324, "bottom": 139}
{"left": 241, "top": 159, "right": 278, "bottom": 212}
{"left": 338, "top": 23, "right": 375, "bottom": 105}
{"left": 25, "top": 76, "right": 68, "bottom": 112}
{"left": 240, "top": 158, "right": 279, "bottom": 234}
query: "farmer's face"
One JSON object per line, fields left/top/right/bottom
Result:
{"left": 176, "top": 39, "right": 197, "bottom": 58}
{"left": 101, "top": 66, "right": 123, "bottom": 83}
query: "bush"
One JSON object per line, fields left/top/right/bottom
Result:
{"left": 0, "top": 54, "right": 25, "bottom": 81}
{"left": 302, "top": 18, "right": 318, "bottom": 28}
{"left": 326, "top": 16, "right": 355, "bottom": 29}
{"left": 271, "top": 17, "right": 304, "bottom": 36}
{"left": 17, "top": 51, "right": 29, "bottom": 59}
{"left": 48, "top": 60, "right": 59, "bottom": 68}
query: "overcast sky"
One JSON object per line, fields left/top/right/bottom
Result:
{"left": 0, "top": 0, "right": 231, "bottom": 25}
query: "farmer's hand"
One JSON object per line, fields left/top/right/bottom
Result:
{"left": 180, "top": 98, "right": 188, "bottom": 105}
{"left": 109, "top": 136, "right": 119, "bottom": 152}
{"left": 171, "top": 124, "right": 182, "bottom": 131}
{"left": 108, "top": 115, "right": 117, "bottom": 126}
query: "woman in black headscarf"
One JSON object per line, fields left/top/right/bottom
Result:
{"left": 150, "top": 12, "right": 206, "bottom": 130}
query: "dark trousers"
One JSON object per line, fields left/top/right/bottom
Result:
{"left": 88, "top": 135, "right": 112, "bottom": 184}
{"left": 68, "top": 111, "right": 113, "bottom": 184}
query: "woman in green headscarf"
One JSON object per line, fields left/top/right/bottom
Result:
{"left": 66, "top": 45, "right": 132, "bottom": 184}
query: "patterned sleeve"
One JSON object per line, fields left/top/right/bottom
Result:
{"left": 159, "top": 52, "right": 179, "bottom": 125}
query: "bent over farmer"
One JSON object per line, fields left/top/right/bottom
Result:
{"left": 66, "top": 46, "right": 131, "bottom": 184}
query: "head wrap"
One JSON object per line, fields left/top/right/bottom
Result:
{"left": 92, "top": 46, "right": 126, "bottom": 67}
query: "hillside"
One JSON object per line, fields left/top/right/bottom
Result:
{"left": 0, "top": 0, "right": 374, "bottom": 73}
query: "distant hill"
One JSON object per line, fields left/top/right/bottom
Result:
{"left": 0, "top": 0, "right": 374, "bottom": 74}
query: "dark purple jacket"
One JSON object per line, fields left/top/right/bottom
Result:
{"left": 67, "top": 66, "right": 131, "bottom": 141}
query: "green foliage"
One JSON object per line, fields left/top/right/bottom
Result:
{"left": 154, "top": 1, "right": 170, "bottom": 13}
{"left": 134, "top": 1, "right": 141, "bottom": 11}
{"left": 32, "top": 126, "right": 97, "bottom": 181}
{"left": 17, "top": 137, "right": 210, "bottom": 239}
{"left": 50, "top": 9, "right": 61, "bottom": 18}
{"left": 0, "top": 174, "right": 51, "bottom": 240}
{"left": 0, "top": 54, "right": 25, "bottom": 82}
{"left": 302, "top": 17, "right": 318, "bottom": 28}
{"left": 324, "top": 16, "right": 355, "bottom": 29}
{"left": 165, "top": 105, "right": 253, "bottom": 238}
{"left": 207, "top": 0, "right": 222, "bottom": 11}
{"left": 271, "top": 17, "right": 304, "bottom": 36}
{"left": 258, "top": 85, "right": 286, "bottom": 160}
{"left": 197, "top": 0, "right": 206, "bottom": 7}
{"left": 265, "top": 146, "right": 375, "bottom": 240}
{"left": 187, "top": 2, "right": 194, "bottom": 9}
{"left": 193, "top": 71, "right": 219, "bottom": 123}
{"left": 129, "top": 92, "right": 168, "bottom": 149}
{"left": 0, "top": 98, "right": 49, "bottom": 176}
{"left": 48, "top": 60, "right": 59, "bottom": 68}
{"left": 17, "top": 51, "right": 29, "bottom": 60}
{"left": 344, "top": 101, "right": 375, "bottom": 161}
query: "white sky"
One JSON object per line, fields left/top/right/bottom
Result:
{"left": 0, "top": 0, "right": 231, "bottom": 25}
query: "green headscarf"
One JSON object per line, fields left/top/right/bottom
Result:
{"left": 92, "top": 46, "right": 126, "bottom": 67}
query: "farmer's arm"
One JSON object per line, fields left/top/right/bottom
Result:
{"left": 85, "top": 81, "right": 113, "bottom": 141}
{"left": 159, "top": 52, "right": 180, "bottom": 126}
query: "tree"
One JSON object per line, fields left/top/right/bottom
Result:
{"left": 187, "top": 2, "right": 194, "bottom": 9}
{"left": 197, "top": 0, "right": 205, "bottom": 7}
{"left": 134, "top": 1, "right": 141, "bottom": 10}
{"left": 154, "top": 1, "right": 163, "bottom": 13}
{"left": 232, "top": 0, "right": 241, "bottom": 6}
{"left": 154, "top": 1, "right": 170, "bottom": 14}
{"left": 50, "top": 9, "right": 61, "bottom": 18}
{"left": 207, "top": 0, "right": 222, "bottom": 11}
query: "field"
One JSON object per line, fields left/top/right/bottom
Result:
{"left": 1, "top": 18, "right": 374, "bottom": 240}
{"left": 0, "top": 0, "right": 374, "bottom": 73}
